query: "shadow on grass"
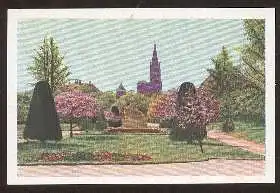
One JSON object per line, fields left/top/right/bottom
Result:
{"left": 170, "top": 140, "right": 224, "bottom": 147}
{"left": 73, "top": 135, "right": 120, "bottom": 141}
{"left": 17, "top": 141, "right": 88, "bottom": 151}
{"left": 202, "top": 141, "right": 224, "bottom": 147}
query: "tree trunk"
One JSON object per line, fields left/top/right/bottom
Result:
{"left": 70, "top": 119, "right": 73, "bottom": 138}
{"left": 50, "top": 39, "right": 54, "bottom": 93}
{"left": 199, "top": 140, "right": 204, "bottom": 153}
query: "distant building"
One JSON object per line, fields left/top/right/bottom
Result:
{"left": 137, "top": 44, "right": 162, "bottom": 94}
{"left": 70, "top": 79, "right": 83, "bottom": 85}
{"left": 68, "top": 79, "right": 99, "bottom": 92}
{"left": 116, "top": 82, "right": 126, "bottom": 98}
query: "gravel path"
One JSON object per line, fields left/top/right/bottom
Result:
{"left": 18, "top": 159, "right": 264, "bottom": 177}
{"left": 207, "top": 130, "right": 265, "bottom": 155}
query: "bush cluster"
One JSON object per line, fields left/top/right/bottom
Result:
{"left": 17, "top": 92, "right": 32, "bottom": 124}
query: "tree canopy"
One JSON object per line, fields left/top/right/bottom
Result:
{"left": 28, "top": 35, "right": 71, "bottom": 93}
{"left": 241, "top": 19, "right": 265, "bottom": 92}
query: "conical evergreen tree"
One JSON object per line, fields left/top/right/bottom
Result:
{"left": 24, "top": 81, "right": 62, "bottom": 141}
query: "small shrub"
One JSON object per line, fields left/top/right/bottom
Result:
{"left": 78, "top": 118, "right": 95, "bottom": 131}
{"left": 17, "top": 92, "right": 32, "bottom": 124}
{"left": 104, "top": 106, "right": 122, "bottom": 127}
{"left": 170, "top": 126, "right": 207, "bottom": 143}
{"left": 108, "top": 120, "right": 122, "bottom": 127}
{"left": 95, "top": 120, "right": 107, "bottom": 130}
{"left": 159, "top": 119, "right": 173, "bottom": 128}
{"left": 17, "top": 104, "right": 29, "bottom": 124}
{"left": 222, "top": 119, "right": 235, "bottom": 132}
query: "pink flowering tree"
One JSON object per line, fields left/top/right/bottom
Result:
{"left": 55, "top": 91, "right": 99, "bottom": 137}
{"left": 171, "top": 83, "right": 220, "bottom": 153}
{"left": 175, "top": 87, "right": 220, "bottom": 129}
{"left": 196, "top": 87, "right": 220, "bottom": 124}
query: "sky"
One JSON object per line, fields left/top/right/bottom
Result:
{"left": 17, "top": 19, "right": 245, "bottom": 92}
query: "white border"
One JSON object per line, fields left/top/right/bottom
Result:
{"left": 7, "top": 8, "right": 275, "bottom": 185}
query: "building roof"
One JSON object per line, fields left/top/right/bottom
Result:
{"left": 116, "top": 83, "right": 126, "bottom": 91}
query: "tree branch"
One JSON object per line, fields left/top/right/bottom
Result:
{"left": 242, "top": 56, "right": 265, "bottom": 79}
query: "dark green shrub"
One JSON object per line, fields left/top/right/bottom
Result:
{"left": 170, "top": 126, "right": 207, "bottom": 143}
{"left": 108, "top": 120, "right": 122, "bottom": 127}
{"left": 95, "top": 120, "right": 107, "bottom": 130}
{"left": 24, "top": 81, "right": 62, "bottom": 141}
{"left": 222, "top": 118, "right": 235, "bottom": 132}
{"left": 78, "top": 118, "right": 95, "bottom": 131}
{"left": 159, "top": 119, "right": 173, "bottom": 128}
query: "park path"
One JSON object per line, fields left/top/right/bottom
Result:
{"left": 207, "top": 130, "right": 265, "bottom": 155}
{"left": 18, "top": 159, "right": 264, "bottom": 177}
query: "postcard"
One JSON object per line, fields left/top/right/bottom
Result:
{"left": 7, "top": 8, "right": 275, "bottom": 184}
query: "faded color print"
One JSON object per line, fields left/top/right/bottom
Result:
{"left": 7, "top": 9, "right": 275, "bottom": 184}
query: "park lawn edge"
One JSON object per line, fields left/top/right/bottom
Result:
{"left": 208, "top": 121, "right": 265, "bottom": 144}
{"left": 18, "top": 157, "right": 265, "bottom": 166}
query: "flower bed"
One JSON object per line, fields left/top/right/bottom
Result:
{"left": 104, "top": 127, "right": 168, "bottom": 134}
{"left": 40, "top": 152, "right": 152, "bottom": 162}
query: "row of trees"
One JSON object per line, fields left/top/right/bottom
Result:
{"left": 205, "top": 19, "right": 265, "bottom": 131}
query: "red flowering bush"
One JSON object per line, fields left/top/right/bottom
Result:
{"left": 39, "top": 152, "right": 152, "bottom": 162}
{"left": 94, "top": 151, "right": 113, "bottom": 161}
{"left": 40, "top": 152, "right": 68, "bottom": 162}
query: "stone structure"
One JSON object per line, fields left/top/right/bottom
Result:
{"left": 137, "top": 44, "right": 162, "bottom": 94}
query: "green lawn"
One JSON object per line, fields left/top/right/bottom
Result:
{"left": 18, "top": 133, "right": 264, "bottom": 165}
{"left": 209, "top": 121, "right": 265, "bottom": 144}
{"left": 18, "top": 123, "right": 71, "bottom": 131}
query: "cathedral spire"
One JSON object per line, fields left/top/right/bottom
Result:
{"left": 153, "top": 43, "right": 157, "bottom": 57}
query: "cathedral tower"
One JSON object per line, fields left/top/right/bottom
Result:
{"left": 150, "top": 44, "right": 162, "bottom": 90}
{"left": 137, "top": 43, "right": 162, "bottom": 94}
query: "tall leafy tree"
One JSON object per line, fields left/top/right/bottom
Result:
{"left": 228, "top": 19, "right": 265, "bottom": 122}
{"left": 207, "top": 46, "right": 234, "bottom": 97}
{"left": 207, "top": 46, "right": 235, "bottom": 131}
{"left": 240, "top": 19, "right": 265, "bottom": 92}
{"left": 28, "top": 35, "right": 70, "bottom": 93}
